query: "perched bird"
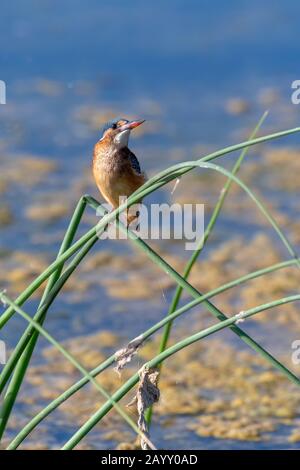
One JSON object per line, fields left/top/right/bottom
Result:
{"left": 92, "top": 118, "right": 146, "bottom": 225}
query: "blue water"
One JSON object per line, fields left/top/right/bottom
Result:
{"left": 1, "top": 0, "right": 300, "bottom": 153}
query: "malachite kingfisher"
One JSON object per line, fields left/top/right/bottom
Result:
{"left": 92, "top": 118, "right": 146, "bottom": 226}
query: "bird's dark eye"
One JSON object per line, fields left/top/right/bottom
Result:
{"left": 111, "top": 123, "right": 117, "bottom": 129}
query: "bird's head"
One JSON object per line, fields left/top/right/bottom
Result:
{"left": 99, "top": 118, "right": 145, "bottom": 149}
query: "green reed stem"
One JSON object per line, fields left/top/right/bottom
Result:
{"left": 146, "top": 112, "right": 268, "bottom": 425}
{"left": 91, "top": 196, "right": 300, "bottom": 385}
{"left": 62, "top": 294, "right": 300, "bottom": 449}
{"left": 0, "top": 236, "right": 98, "bottom": 392}
{"left": 0, "top": 293, "right": 156, "bottom": 450}
{"left": 132, "top": 125, "right": 300, "bottom": 197}
{"left": 0, "top": 197, "right": 91, "bottom": 438}
{"left": 0, "top": 197, "right": 94, "bottom": 394}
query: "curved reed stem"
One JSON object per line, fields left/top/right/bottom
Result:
{"left": 0, "top": 293, "right": 156, "bottom": 450}
{"left": 61, "top": 294, "right": 300, "bottom": 449}
{"left": 146, "top": 112, "right": 268, "bottom": 425}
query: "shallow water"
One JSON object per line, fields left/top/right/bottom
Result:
{"left": 1, "top": 0, "right": 300, "bottom": 450}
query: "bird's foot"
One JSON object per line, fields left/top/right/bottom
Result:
{"left": 126, "top": 210, "right": 140, "bottom": 230}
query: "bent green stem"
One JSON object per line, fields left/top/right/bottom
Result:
{"left": 0, "top": 293, "right": 156, "bottom": 450}
{"left": 147, "top": 112, "right": 268, "bottom": 425}
{"left": 62, "top": 294, "right": 300, "bottom": 449}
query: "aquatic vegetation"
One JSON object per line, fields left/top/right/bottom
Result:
{"left": 225, "top": 98, "right": 251, "bottom": 115}
{"left": 0, "top": 206, "right": 14, "bottom": 227}
{"left": 26, "top": 201, "right": 70, "bottom": 222}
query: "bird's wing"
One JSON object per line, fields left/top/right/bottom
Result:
{"left": 127, "top": 150, "right": 142, "bottom": 175}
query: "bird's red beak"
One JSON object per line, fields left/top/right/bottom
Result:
{"left": 119, "top": 119, "right": 145, "bottom": 132}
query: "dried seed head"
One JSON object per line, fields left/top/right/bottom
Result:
{"left": 127, "top": 365, "right": 160, "bottom": 450}
{"left": 114, "top": 334, "right": 144, "bottom": 375}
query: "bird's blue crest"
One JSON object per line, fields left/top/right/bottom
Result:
{"left": 101, "top": 117, "right": 127, "bottom": 135}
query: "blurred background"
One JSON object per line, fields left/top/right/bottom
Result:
{"left": 1, "top": 0, "right": 300, "bottom": 450}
